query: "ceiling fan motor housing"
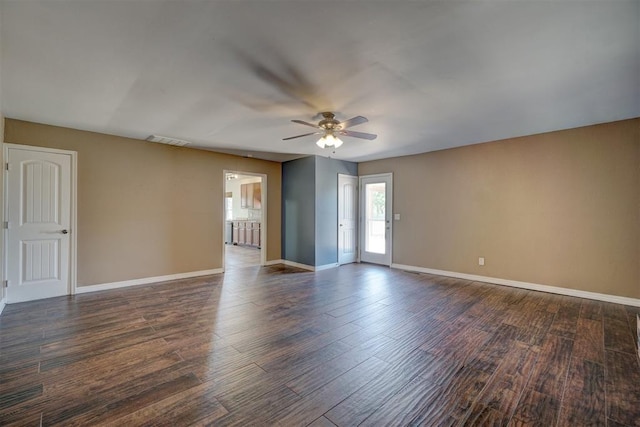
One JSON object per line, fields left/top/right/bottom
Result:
{"left": 318, "top": 112, "right": 340, "bottom": 131}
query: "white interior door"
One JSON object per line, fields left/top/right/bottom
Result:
{"left": 359, "top": 173, "right": 392, "bottom": 266}
{"left": 338, "top": 174, "right": 358, "bottom": 265}
{"left": 5, "top": 145, "right": 73, "bottom": 303}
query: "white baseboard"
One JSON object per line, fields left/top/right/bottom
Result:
{"left": 314, "top": 263, "right": 340, "bottom": 271}
{"left": 272, "top": 260, "right": 339, "bottom": 272}
{"left": 636, "top": 315, "right": 640, "bottom": 361}
{"left": 391, "top": 263, "right": 640, "bottom": 307}
{"left": 281, "top": 260, "right": 316, "bottom": 271}
{"left": 264, "top": 259, "right": 285, "bottom": 266}
{"left": 75, "top": 269, "right": 223, "bottom": 294}
{"left": 636, "top": 315, "right": 639, "bottom": 361}
{"left": 0, "top": 297, "right": 5, "bottom": 316}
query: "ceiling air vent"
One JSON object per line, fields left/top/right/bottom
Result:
{"left": 146, "top": 135, "right": 191, "bottom": 147}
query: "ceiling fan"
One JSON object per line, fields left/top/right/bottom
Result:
{"left": 283, "top": 112, "right": 377, "bottom": 148}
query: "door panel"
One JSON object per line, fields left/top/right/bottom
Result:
{"left": 252, "top": 222, "right": 261, "bottom": 248}
{"left": 253, "top": 183, "right": 262, "bottom": 209}
{"left": 22, "top": 239, "right": 60, "bottom": 282}
{"left": 240, "top": 184, "right": 248, "bottom": 208}
{"left": 338, "top": 174, "right": 358, "bottom": 265}
{"left": 360, "top": 173, "right": 392, "bottom": 265}
{"left": 22, "top": 160, "right": 60, "bottom": 224}
{"left": 6, "top": 147, "right": 72, "bottom": 303}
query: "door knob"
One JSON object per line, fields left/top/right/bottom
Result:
{"left": 61, "top": 229, "right": 69, "bottom": 234}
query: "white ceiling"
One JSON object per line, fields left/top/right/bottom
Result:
{"left": 1, "top": 0, "right": 638, "bottom": 162}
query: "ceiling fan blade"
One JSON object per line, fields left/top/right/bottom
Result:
{"left": 338, "top": 116, "right": 368, "bottom": 129}
{"left": 283, "top": 132, "right": 322, "bottom": 141}
{"left": 291, "top": 119, "right": 320, "bottom": 129}
{"left": 339, "top": 130, "right": 377, "bottom": 140}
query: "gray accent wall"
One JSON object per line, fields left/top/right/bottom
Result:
{"left": 282, "top": 156, "right": 316, "bottom": 266}
{"left": 282, "top": 155, "right": 357, "bottom": 267}
{"left": 315, "top": 156, "right": 358, "bottom": 266}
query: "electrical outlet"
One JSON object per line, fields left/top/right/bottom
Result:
{"left": 394, "top": 213, "right": 401, "bottom": 220}
{"left": 478, "top": 257, "right": 485, "bottom": 266}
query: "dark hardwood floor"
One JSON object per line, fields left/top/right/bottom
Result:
{"left": 1, "top": 264, "right": 639, "bottom": 426}
{"left": 225, "top": 244, "right": 261, "bottom": 269}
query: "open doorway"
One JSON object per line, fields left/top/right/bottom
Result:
{"left": 223, "top": 171, "right": 266, "bottom": 270}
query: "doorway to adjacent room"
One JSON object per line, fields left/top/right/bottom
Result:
{"left": 223, "top": 171, "right": 266, "bottom": 271}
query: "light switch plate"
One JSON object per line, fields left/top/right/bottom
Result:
{"left": 479, "top": 257, "right": 485, "bottom": 266}
{"left": 394, "top": 214, "right": 400, "bottom": 220}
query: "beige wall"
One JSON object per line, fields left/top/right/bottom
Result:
{"left": 0, "top": 9, "right": 3, "bottom": 302}
{"left": 0, "top": 115, "right": 4, "bottom": 302}
{"left": 359, "top": 118, "right": 640, "bottom": 299}
{"left": 4, "top": 119, "right": 282, "bottom": 287}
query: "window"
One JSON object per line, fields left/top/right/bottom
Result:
{"left": 225, "top": 192, "right": 233, "bottom": 220}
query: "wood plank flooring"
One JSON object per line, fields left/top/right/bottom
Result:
{"left": 1, "top": 264, "right": 639, "bottom": 426}
{"left": 225, "top": 244, "right": 261, "bottom": 269}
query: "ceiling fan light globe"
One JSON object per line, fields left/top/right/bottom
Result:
{"left": 323, "top": 134, "right": 339, "bottom": 147}
{"left": 316, "top": 138, "right": 327, "bottom": 148}
{"left": 333, "top": 137, "right": 344, "bottom": 148}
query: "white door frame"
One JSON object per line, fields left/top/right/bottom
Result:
{"left": 221, "top": 170, "right": 267, "bottom": 271}
{"left": 3, "top": 143, "right": 78, "bottom": 301}
{"left": 359, "top": 173, "right": 393, "bottom": 266}
{"left": 338, "top": 173, "right": 358, "bottom": 265}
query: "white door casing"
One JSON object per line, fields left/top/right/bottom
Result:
{"left": 221, "top": 170, "right": 267, "bottom": 271}
{"left": 4, "top": 144, "right": 76, "bottom": 303}
{"left": 359, "top": 173, "right": 393, "bottom": 266}
{"left": 338, "top": 174, "right": 358, "bottom": 265}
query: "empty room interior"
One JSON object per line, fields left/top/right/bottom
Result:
{"left": 0, "top": 1, "right": 639, "bottom": 426}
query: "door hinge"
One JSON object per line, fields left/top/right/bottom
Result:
{"left": 2, "top": 221, "right": 8, "bottom": 229}
{"left": 5, "top": 163, "right": 10, "bottom": 171}
{"left": 2, "top": 280, "right": 8, "bottom": 288}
